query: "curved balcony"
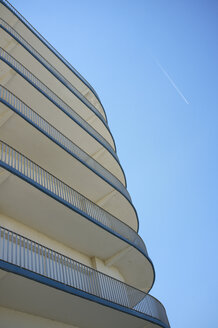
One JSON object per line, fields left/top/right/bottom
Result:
{"left": 0, "top": 0, "right": 107, "bottom": 122}
{"left": 0, "top": 226, "right": 170, "bottom": 328}
{"left": 0, "top": 85, "right": 132, "bottom": 208}
{"left": 0, "top": 47, "right": 128, "bottom": 185}
{"left": 0, "top": 141, "right": 154, "bottom": 291}
{"left": 0, "top": 23, "right": 116, "bottom": 152}
{"left": 0, "top": 17, "right": 109, "bottom": 138}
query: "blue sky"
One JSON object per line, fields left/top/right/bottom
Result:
{"left": 11, "top": 0, "right": 218, "bottom": 326}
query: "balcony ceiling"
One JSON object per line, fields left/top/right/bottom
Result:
{"left": 0, "top": 268, "right": 164, "bottom": 328}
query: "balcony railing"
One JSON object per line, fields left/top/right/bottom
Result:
{"left": 0, "top": 85, "right": 131, "bottom": 202}
{"left": 0, "top": 226, "right": 169, "bottom": 327}
{"left": 0, "top": 0, "right": 106, "bottom": 120}
{"left": 0, "top": 141, "right": 147, "bottom": 260}
{"left": 0, "top": 16, "right": 106, "bottom": 124}
{"left": 0, "top": 46, "right": 119, "bottom": 165}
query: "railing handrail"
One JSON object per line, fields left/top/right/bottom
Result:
{"left": 0, "top": 226, "right": 169, "bottom": 327}
{"left": 0, "top": 46, "right": 121, "bottom": 167}
{"left": 0, "top": 141, "right": 147, "bottom": 260}
{"left": 0, "top": 6, "right": 107, "bottom": 123}
{"left": 0, "top": 85, "right": 130, "bottom": 201}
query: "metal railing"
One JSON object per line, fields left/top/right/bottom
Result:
{"left": 0, "top": 46, "right": 119, "bottom": 164}
{"left": 0, "top": 16, "right": 107, "bottom": 124}
{"left": 0, "top": 0, "right": 106, "bottom": 120}
{"left": 0, "top": 141, "right": 146, "bottom": 259}
{"left": 0, "top": 226, "right": 169, "bottom": 327}
{"left": 0, "top": 85, "right": 131, "bottom": 201}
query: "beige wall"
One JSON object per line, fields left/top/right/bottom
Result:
{"left": 92, "top": 257, "right": 124, "bottom": 282}
{"left": 0, "top": 213, "right": 125, "bottom": 282}
{"left": 0, "top": 306, "right": 78, "bottom": 328}
{"left": 0, "top": 213, "right": 92, "bottom": 267}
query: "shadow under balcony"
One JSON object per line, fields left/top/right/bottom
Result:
{"left": 0, "top": 226, "right": 170, "bottom": 328}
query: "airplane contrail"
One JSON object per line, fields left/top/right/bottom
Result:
{"left": 156, "top": 60, "right": 189, "bottom": 105}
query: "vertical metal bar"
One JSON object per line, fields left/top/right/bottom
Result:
{"left": 93, "top": 270, "right": 100, "bottom": 297}
{"left": 74, "top": 261, "right": 78, "bottom": 289}
{"left": 58, "top": 254, "right": 64, "bottom": 282}
{"left": 15, "top": 233, "right": 18, "bottom": 266}
{"left": 2, "top": 229, "right": 5, "bottom": 261}
{"left": 31, "top": 240, "right": 33, "bottom": 272}
{"left": 69, "top": 260, "right": 74, "bottom": 287}
{"left": 61, "top": 256, "right": 65, "bottom": 283}
{"left": 65, "top": 258, "right": 70, "bottom": 286}
{"left": 38, "top": 244, "right": 41, "bottom": 274}
{"left": 23, "top": 237, "right": 25, "bottom": 268}
{"left": 27, "top": 239, "right": 29, "bottom": 269}
{"left": 79, "top": 263, "right": 84, "bottom": 291}
{"left": 19, "top": 235, "right": 21, "bottom": 267}
{"left": 34, "top": 242, "right": 37, "bottom": 273}
{"left": 55, "top": 251, "right": 58, "bottom": 281}
{"left": 11, "top": 232, "right": 13, "bottom": 263}
{"left": 52, "top": 251, "right": 55, "bottom": 280}
{"left": 0, "top": 227, "right": 2, "bottom": 259}
{"left": 7, "top": 231, "right": 9, "bottom": 262}
{"left": 44, "top": 247, "right": 47, "bottom": 276}
{"left": 58, "top": 254, "right": 62, "bottom": 282}
{"left": 48, "top": 249, "right": 52, "bottom": 278}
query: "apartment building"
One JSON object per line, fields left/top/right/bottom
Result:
{"left": 0, "top": 1, "right": 170, "bottom": 327}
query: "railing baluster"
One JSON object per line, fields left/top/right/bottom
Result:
{"left": 7, "top": 230, "right": 9, "bottom": 262}
{"left": 30, "top": 240, "right": 33, "bottom": 271}
{"left": 23, "top": 237, "right": 25, "bottom": 268}
{"left": 34, "top": 242, "right": 37, "bottom": 273}
{"left": 2, "top": 229, "right": 5, "bottom": 260}
{"left": 38, "top": 244, "right": 41, "bottom": 274}
{"left": 19, "top": 235, "right": 21, "bottom": 267}
{"left": 54, "top": 251, "right": 58, "bottom": 281}
{"left": 43, "top": 247, "right": 46, "bottom": 276}
{"left": 0, "top": 227, "right": 2, "bottom": 259}
{"left": 65, "top": 258, "right": 70, "bottom": 286}
{"left": 59, "top": 254, "right": 62, "bottom": 282}
{"left": 69, "top": 260, "right": 74, "bottom": 287}
{"left": 15, "top": 233, "right": 18, "bottom": 265}
{"left": 11, "top": 232, "right": 13, "bottom": 263}
{"left": 48, "top": 249, "right": 52, "bottom": 278}
{"left": 62, "top": 256, "right": 67, "bottom": 284}
{"left": 26, "top": 239, "right": 29, "bottom": 269}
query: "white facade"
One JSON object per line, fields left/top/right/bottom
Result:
{"left": 0, "top": 1, "right": 169, "bottom": 327}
